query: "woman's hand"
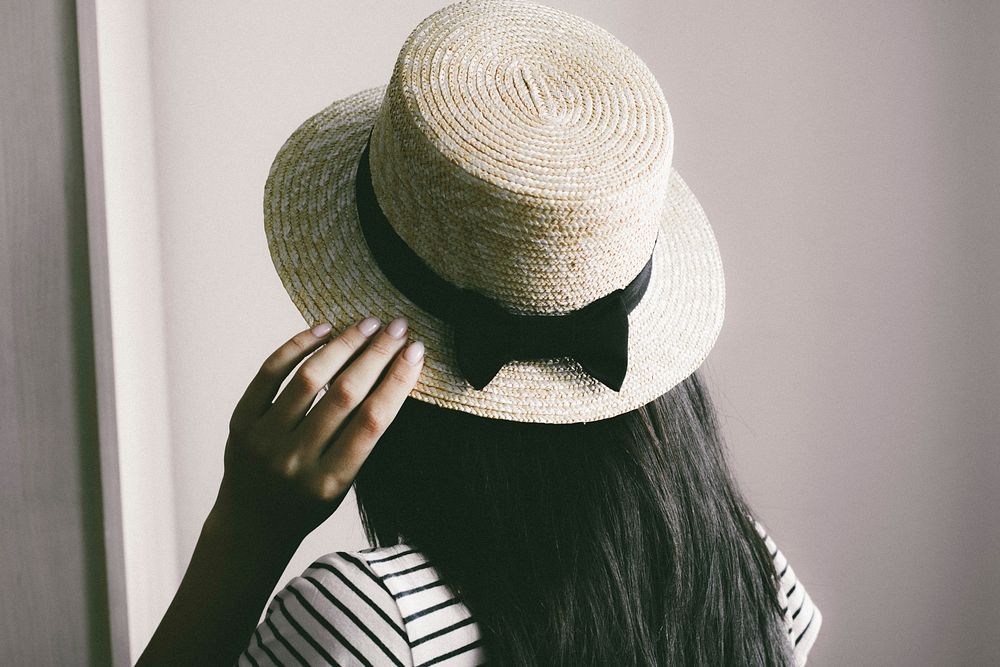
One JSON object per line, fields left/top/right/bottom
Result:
{"left": 210, "top": 315, "right": 425, "bottom": 547}
{"left": 137, "top": 316, "right": 423, "bottom": 667}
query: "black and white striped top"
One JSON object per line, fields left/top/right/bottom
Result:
{"left": 238, "top": 519, "right": 821, "bottom": 666}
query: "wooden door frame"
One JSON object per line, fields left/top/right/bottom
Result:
{"left": 75, "top": 0, "right": 130, "bottom": 663}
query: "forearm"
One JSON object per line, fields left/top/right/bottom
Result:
{"left": 136, "top": 501, "right": 300, "bottom": 667}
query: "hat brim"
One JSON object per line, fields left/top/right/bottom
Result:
{"left": 263, "top": 84, "right": 725, "bottom": 423}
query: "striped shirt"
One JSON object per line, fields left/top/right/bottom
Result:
{"left": 238, "top": 520, "right": 821, "bottom": 666}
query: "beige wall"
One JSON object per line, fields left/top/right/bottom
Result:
{"left": 103, "top": 1, "right": 999, "bottom": 663}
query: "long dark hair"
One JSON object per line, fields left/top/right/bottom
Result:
{"left": 354, "top": 369, "right": 794, "bottom": 666}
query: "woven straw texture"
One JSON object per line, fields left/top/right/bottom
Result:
{"left": 263, "top": 0, "right": 725, "bottom": 424}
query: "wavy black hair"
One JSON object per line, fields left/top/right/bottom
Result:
{"left": 353, "top": 369, "right": 795, "bottom": 666}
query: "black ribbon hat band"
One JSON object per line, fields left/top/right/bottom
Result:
{"left": 353, "top": 128, "right": 655, "bottom": 392}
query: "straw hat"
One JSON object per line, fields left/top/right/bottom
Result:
{"left": 263, "top": 0, "right": 725, "bottom": 424}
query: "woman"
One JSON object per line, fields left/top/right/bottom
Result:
{"left": 139, "top": 1, "right": 822, "bottom": 664}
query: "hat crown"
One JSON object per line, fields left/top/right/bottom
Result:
{"left": 367, "top": 0, "right": 674, "bottom": 314}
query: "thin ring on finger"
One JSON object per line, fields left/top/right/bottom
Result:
{"left": 267, "top": 316, "right": 382, "bottom": 427}
{"left": 230, "top": 323, "right": 335, "bottom": 429}
{"left": 313, "top": 339, "right": 424, "bottom": 490}
{"left": 295, "top": 318, "right": 410, "bottom": 457}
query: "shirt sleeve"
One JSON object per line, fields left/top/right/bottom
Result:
{"left": 236, "top": 551, "right": 413, "bottom": 667}
{"left": 752, "top": 518, "right": 823, "bottom": 666}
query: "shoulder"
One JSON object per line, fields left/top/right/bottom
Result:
{"left": 237, "top": 545, "right": 413, "bottom": 667}
{"left": 360, "top": 544, "right": 487, "bottom": 666}
{"left": 237, "top": 543, "right": 486, "bottom": 667}
{"left": 751, "top": 517, "right": 824, "bottom": 667}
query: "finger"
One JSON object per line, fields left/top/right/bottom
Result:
{"left": 230, "top": 323, "right": 334, "bottom": 430}
{"left": 295, "top": 317, "right": 410, "bottom": 457}
{"left": 267, "top": 316, "right": 382, "bottom": 427}
{"left": 313, "top": 339, "right": 424, "bottom": 494}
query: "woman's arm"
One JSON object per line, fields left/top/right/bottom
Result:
{"left": 134, "top": 498, "right": 299, "bottom": 667}
{"left": 136, "top": 316, "right": 424, "bottom": 667}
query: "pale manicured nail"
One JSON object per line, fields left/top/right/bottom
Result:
{"left": 311, "top": 322, "right": 333, "bottom": 337}
{"left": 357, "top": 316, "right": 380, "bottom": 336}
{"left": 386, "top": 317, "right": 408, "bottom": 339}
{"left": 403, "top": 340, "right": 424, "bottom": 364}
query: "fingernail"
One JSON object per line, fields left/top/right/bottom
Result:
{"left": 311, "top": 322, "right": 333, "bottom": 337}
{"left": 386, "top": 317, "right": 408, "bottom": 339}
{"left": 357, "top": 316, "right": 380, "bottom": 337}
{"left": 404, "top": 340, "right": 424, "bottom": 364}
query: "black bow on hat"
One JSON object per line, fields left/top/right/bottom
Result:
{"left": 451, "top": 283, "right": 631, "bottom": 391}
